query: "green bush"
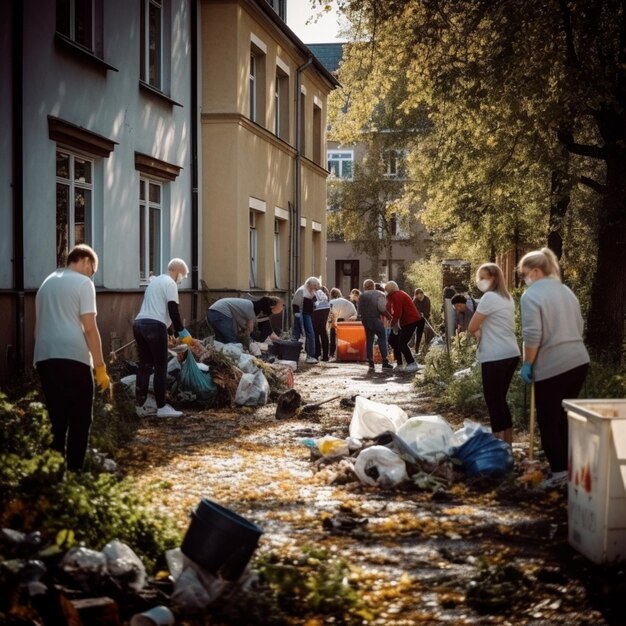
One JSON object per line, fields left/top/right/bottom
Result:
{"left": 0, "top": 392, "right": 180, "bottom": 571}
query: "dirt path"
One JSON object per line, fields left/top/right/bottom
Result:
{"left": 122, "top": 361, "right": 623, "bottom": 625}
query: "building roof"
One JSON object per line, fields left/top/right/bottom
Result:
{"left": 307, "top": 43, "right": 344, "bottom": 74}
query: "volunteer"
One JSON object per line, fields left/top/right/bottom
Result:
{"left": 385, "top": 281, "right": 420, "bottom": 372}
{"left": 358, "top": 279, "right": 393, "bottom": 372}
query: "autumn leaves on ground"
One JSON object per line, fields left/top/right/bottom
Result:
{"left": 121, "top": 360, "right": 623, "bottom": 625}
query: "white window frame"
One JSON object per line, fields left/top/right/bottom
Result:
{"left": 249, "top": 54, "right": 257, "bottom": 122}
{"left": 274, "top": 74, "right": 280, "bottom": 135}
{"left": 140, "top": 0, "right": 163, "bottom": 89}
{"left": 55, "top": 149, "right": 94, "bottom": 267}
{"left": 139, "top": 176, "right": 162, "bottom": 284}
{"left": 383, "top": 149, "right": 407, "bottom": 179}
{"left": 250, "top": 211, "right": 258, "bottom": 288}
{"left": 274, "top": 218, "right": 281, "bottom": 288}
{"left": 327, "top": 150, "right": 354, "bottom": 180}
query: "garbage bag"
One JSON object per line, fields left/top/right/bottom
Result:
{"left": 353, "top": 445, "right": 408, "bottom": 487}
{"left": 103, "top": 539, "right": 146, "bottom": 592}
{"left": 234, "top": 370, "right": 269, "bottom": 406}
{"left": 349, "top": 396, "right": 408, "bottom": 439}
{"left": 178, "top": 351, "right": 217, "bottom": 402}
{"left": 60, "top": 547, "right": 107, "bottom": 592}
{"left": 450, "top": 431, "right": 514, "bottom": 477}
{"left": 396, "top": 415, "right": 456, "bottom": 462}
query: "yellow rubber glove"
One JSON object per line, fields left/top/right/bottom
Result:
{"left": 94, "top": 364, "right": 111, "bottom": 392}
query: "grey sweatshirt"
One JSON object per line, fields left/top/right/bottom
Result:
{"left": 520, "top": 277, "right": 589, "bottom": 381}
{"left": 358, "top": 289, "right": 387, "bottom": 320}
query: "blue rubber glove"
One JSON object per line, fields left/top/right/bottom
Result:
{"left": 520, "top": 361, "right": 533, "bottom": 384}
{"left": 178, "top": 328, "right": 193, "bottom": 345}
{"left": 294, "top": 312, "right": 301, "bottom": 319}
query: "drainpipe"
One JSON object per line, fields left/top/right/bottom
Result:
{"left": 190, "top": 0, "right": 199, "bottom": 319}
{"left": 12, "top": 0, "right": 25, "bottom": 375}
{"left": 294, "top": 56, "right": 313, "bottom": 292}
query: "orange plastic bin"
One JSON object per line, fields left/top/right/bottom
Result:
{"left": 336, "top": 321, "right": 367, "bottom": 362}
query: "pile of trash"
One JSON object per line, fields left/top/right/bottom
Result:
{"left": 120, "top": 337, "right": 294, "bottom": 410}
{"left": 304, "top": 396, "right": 514, "bottom": 491}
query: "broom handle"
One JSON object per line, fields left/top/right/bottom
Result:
{"left": 529, "top": 382, "right": 536, "bottom": 461}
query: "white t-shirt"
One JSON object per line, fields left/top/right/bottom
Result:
{"left": 475, "top": 291, "right": 520, "bottom": 363}
{"left": 34, "top": 268, "right": 97, "bottom": 367}
{"left": 135, "top": 273, "right": 179, "bottom": 327}
{"left": 329, "top": 298, "right": 357, "bottom": 321}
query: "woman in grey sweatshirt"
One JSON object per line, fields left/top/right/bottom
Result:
{"left": 518, "top": 248, "right": 589, "bottom": 486}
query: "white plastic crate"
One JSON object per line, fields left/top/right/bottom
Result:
{"left": 564, "top": 399, "right": 626, "bottom": 564}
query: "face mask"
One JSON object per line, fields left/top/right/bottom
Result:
{"left": 476, "top": 278, "right": 492, "bottom": 293}
{"left": 524, "top": 276, "right": 533, "bottom": 287}
{"left": 176, "top": 274, "right": 184, "bottom": 285}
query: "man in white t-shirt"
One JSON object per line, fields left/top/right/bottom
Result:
{"left": 133, "top": 258, "right": 193, "bottom": 418}
{"left": 34, "top": 244, "right": 110, "bottom": 471}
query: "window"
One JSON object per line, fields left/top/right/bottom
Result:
{"left": 56, "top": 150, "right": 93, "bottom": 267}
{"left": 335, "top": 259, "right": 359, "bottom": 293}
{"left": 140, "top": 0, "right": 162, "bottom": 89}
{"left": 299, "top": 93, "right": 306, "bottom": 154}
{"left": 327, "top": 150, "right": 353, "bottom": 179}
{"left": 56, "top": 0, "right": 94, "bottom": 50}
{"left": 312, "top": 230, "right": 320, "bottom": 275}
{"left": 274, "top": 219, "right": 282, "bottom": 288}
{"left": 275, "top": 69, "right": 289, "bottom": 139}
{"left": 249, "top": 39, "right": 267, "bottom": 125}
{"left": 265, "top": 0, "right": 286, "bottom": 20}
{"left": 383, "top": 149, "right": 407, "bottom": 179}
{"left": 250, "top": 211, "right": 258, "bottom": 287}
{"left": 249, "top": 55, "right": 257, "bottom": 121}
{"left": 139, "top": 178, "right": 162, "bottom": 283}
{"left": 313, "top": 104, "right": 322, "bottom": 165}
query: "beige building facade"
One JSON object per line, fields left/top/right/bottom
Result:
{"left": 200, "top": 0, "right": 338, "bottom": 302}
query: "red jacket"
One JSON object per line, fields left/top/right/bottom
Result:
{"left": 386, "top": 290, "right": 421, "bottom": 327}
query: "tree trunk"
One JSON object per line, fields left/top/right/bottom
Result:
{"left": 586, "top": 149, "right": 626, "bottom": 360}
{"left": 547, "top": 168, "right": 571, "bottom": 261}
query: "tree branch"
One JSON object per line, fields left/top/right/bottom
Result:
{"left": 557, "top": 130, "right": 606, "bottom": 160}
{"left": 577, "top": 175, "right": 605, "bottom": 195}
{"left": 558, "top": 0, "right": 581, "bottom": 69}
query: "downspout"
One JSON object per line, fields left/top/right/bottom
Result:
{"left": 12, "top": 0, "right": 25, "bottom": 375}
{"left": 190, "top": 0, "right": 199, "bottom": 319}
{"left": 294, "top": 56, "right": 313, "bottom": 291}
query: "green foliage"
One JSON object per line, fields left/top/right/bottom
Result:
{"left": 253, "top": 547, "right": 373, "bottom": 624}
{"left": 582, "top": 362, "right": 626, "bottom": 399}
{"left": 404, "top": 256, "right": 444, "bottom": 326}
{"left": 0, "top": 392, "right": 180, "bottom": 571}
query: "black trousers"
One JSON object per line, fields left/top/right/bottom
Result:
{"left": 312, "top": 308, "right": 330, "bottom": 360}
{"left": 481, "top": 356, "right": 519, "bottom": 432}
{"left": 535, "top": 363, "right": 589, "bottom": 473}
{"left": 37, "top": 358, "right": 94, "bottom": 471}
{"left": 388, "top": 321, "right": 418, "bottom": 365}
{"left": 414, "top": 317, "right": 426, "bottom": 353}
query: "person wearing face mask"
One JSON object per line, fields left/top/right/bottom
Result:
{"left": 34, "top": 244, "right": 110, "bottom": 471}
{"left": 412, "top": 288, "right": 432, "bottom": 355}
{"left": 518, "top": 247, "right": 589, "bottom": 488}
{"left": 467, "top": 263, "right": 520, "bottom": 445}
{"left": 133, "top": 258, "right": 193, "bottom": 418}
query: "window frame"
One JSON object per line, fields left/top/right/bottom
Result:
{"left": 327, "top": 150, "right": 354, "bottom": 180}
{"left": 140, "top": 0, "right": 163, "bottom": 90}
{"left": 139, "top": 176, "right": 163, "bottom": 285}
{"left": 250, "top": 211, "right": 258, "bottom": 288}
{"left": 55, "top": 149, "right": 95, "bottom": 268}
{"left": 56, "top": 0, "right": 95, "bottom": 52}
{"left": 274, "top": 218, "right": 282, "bottom": 288}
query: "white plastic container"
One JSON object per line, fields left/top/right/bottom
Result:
{"left": 564, "top": 399, "right": 626, "bottom": 564}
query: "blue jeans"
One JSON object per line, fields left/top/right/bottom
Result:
{"left": 37, "top": 358, "right": 94, "bottom": 471}
{"left": 302, "top": 313, "right": 315, "bottom": 357}
{"left": 133, "top": 318, "right": 169, "bottom": 408}
{"left": 292, "top": 315, "right": 303, "bottom": 341}
{"left": 207, "top": 309, "right": 239, "bottom": 344}
{"left": 363, "top": 318, "right": 388, "bottom": 362}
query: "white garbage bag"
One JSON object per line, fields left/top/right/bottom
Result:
{"left": 353, "top": 445, "right": 408, "bottom": 487}
{"left": 396, "top": 415, "right": 456, "bottom": 462}
{"left": 234, "top": 370, "right": 269, "bottom": 406}
{"left": 349, "top": 396, "right": 408, "bottom": 439}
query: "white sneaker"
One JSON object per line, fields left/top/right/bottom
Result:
{"left": 404, "top": 362, "right": 418, "bottom": 373}
{"left": 305, "top": 356, "right": 318, "bottom": 364}
{"left": 135, "top": 404, "right": 155, "bottom": 417}
{"left": 539, "top": 470, "right": 568, "bottom": 489}
{"left": 156, "top": 404, "right": 183, "bottom": 418}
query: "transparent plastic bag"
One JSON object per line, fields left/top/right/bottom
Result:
{"left": 396, "top": 415, "right": 456, "bottom": 462}
{"left": 353, "top": 445, "right": 408, "bottom": 488}
{"left": 234, "top": 370, "right": 269, "bottom": 406}
{"left": 103, "top": 539, "right": 146, "bottom": 592}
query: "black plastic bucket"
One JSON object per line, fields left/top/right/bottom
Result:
{"left": 272, "top": 339, "right": 302, "bottom": 361}
{"left": 180, "top": 499, "right": 263, "bottom": 581}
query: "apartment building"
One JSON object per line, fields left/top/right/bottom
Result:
{"left": 0, "top": 0, "right": 337, "bottom": 379}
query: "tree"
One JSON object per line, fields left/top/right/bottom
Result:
{"left": 323, "top": 0, "right": 626, "bottom": 358}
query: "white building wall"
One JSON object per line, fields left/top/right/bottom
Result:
{"left": 20, "top": 0, "right": 193, "bottom": 290}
